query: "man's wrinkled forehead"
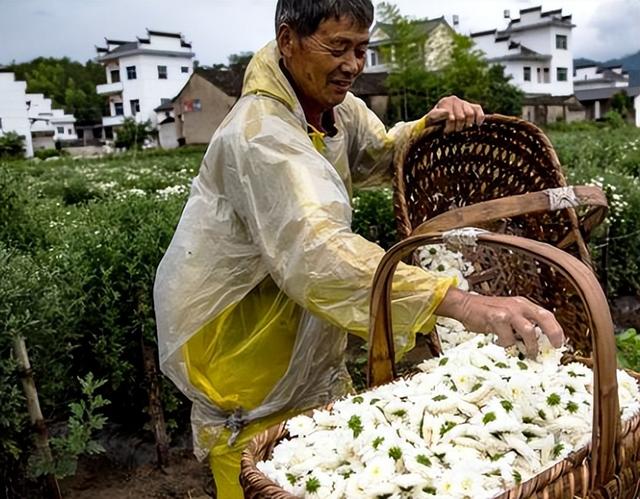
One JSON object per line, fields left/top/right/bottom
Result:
{"left": 311, "top": 16, "right": 371, "bottom": 43}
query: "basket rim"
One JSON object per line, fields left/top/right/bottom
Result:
{"left": 393, "top": 113, "right": 570, "bottom": 241}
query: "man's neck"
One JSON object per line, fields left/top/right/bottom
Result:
{"left": 279, "top": 59, "right": 327, "bottom": 132}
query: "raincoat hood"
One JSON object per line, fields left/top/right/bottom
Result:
{"left": 241, "top": 40, "right": 305, "bottom": 126}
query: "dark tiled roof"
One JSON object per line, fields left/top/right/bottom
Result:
{"left": 524, "top": 94, "right": 584, "bottom": 111}
{"left": 105, "top": 39, "right": 132, "bottom": 45}
{"left": 470, "top": 29, "right": 497, "bottom": 38}
{"left": 147, "top": 29, "right": 182, "bottom": 39}
{"left": 524, "top": 94, "right": 580, "bottom": 105}
{"left": 575, "top": 86, "right": 640, "bottom": 101}
{"left": 106, "top": 42, "right": 139, "bottom": 56}
{"left": 194, "top": 68, "right": 244, "bottom": 97}
{"left": 154, "top": 101, "right": 174, "bottom": 112}
{"left": 574, "top": 62, "right": 598, "bottom": 69}
{"left": 351, "top": 72, "right": 388, "bottom": 96}
{"left": 541, "top": 8, "right": 562, "bottom": 17}
{"left": 519, "top": 6, "right": 542, "bottom": 15}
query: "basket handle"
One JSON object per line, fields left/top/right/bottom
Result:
{"left": 367, "top": 229, "right": 619, "bottom": 490}
{"left": 410, "top": 185, "right": 607, "bottom": 255}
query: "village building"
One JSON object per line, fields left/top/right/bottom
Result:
{"left": 471, "top": 7, "right": 575, "bottom": 97}
{"left": 95, "top": 29, "right": 194, "bottom": 140}
{"left": 365, "top": 17, "right": 456, "bottom": 74}
{"left": 158, "top": 67, "right": 242, "bottom": 148}
{"left": 470, "top": 6, "right": 585, "bottom": 125}
{"left": 573, "top": 63, "right": 640, "bottom": 126}
{"left": 27, "top": 93, "right": 78, "bottom": 151}
{"left": 0, "top": 72, "right": 34, "bottom": 157}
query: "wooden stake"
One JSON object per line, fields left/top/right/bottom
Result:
{"left": 141, "top": 331, "right": 170, "bottom": 468}
{"left": 13, "top": 336, "right": 62, "bottom": 499}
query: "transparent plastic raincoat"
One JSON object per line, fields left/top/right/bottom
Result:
{"left": 154, "top": 40, "right": 454, "bottom": 496}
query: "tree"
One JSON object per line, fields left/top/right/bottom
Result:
{"left": 433, "top": 34, "right": 524, "bottom": 116}
{"left": 0, "top": 132, "right": 26, "bottom": 159}
{"left": 114, "top": 119, "right": 155, "bottom": 149}
{"left": 611, "top": 90, "right": 633, "bottom": 120}
{"left": 377, "top": 2, "right": 433, "bottom": 122}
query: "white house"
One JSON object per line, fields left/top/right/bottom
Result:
{"left": 365, "top": 17, "right": 455, "bottom": 73}
{"left": 471, "top": 6, "right": 574, "bottom": 97}
{"left": 0, "top": 72, "right": 34, "bottom": 157}
{"left": 574, "top": 63, "right": 640, "bottom": 125}
{"left": 95, "top": 29, "right": 195, "bottom": 139}
{"left": 574, "top": 64, "right": 629, "bottom": 91}
{"left": 27, "top": 93, "right": 78, "bottom": 150}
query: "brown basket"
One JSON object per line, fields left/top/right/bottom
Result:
{"left": 394, "top": 114, "right": 608, "bottom": 357}
{"left": 241, "top": 232, "right": 640, "bottom": 498}
{"left": 368, "top": 229, "right": 640, "bottom": 498}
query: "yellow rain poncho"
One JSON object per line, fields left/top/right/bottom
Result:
{"left": 153, "top": 40, "right": 454, "bottom": 496}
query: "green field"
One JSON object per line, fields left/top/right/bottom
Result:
{"left": 1, "top": 123, "right": 639, "bottom": 495}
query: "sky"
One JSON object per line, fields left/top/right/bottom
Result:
{"left": 1, "top": 0, "right": 639, "bottom": 66}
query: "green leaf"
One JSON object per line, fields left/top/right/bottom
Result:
{"left": 388, "top": 446, "right": 402, "bottom": 460}
{"left": 500, "top": 400, "right": 513, "bottom": 412}
{"left": 348, "top": 415, "right": 363, "bottom": 438}
{"left": 483, "top": 412, "right": 497, "bottom": 424}
{"left": 546, "top": 393, "right": 561, "bottom": 407}
{"left": 305, "top": 476, "right": 320, "bottom": 493}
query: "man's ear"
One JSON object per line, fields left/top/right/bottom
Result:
{"left": 277, "top": 23, "right": 295, "bottom": 58}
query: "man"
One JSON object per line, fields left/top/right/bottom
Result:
{"left": 154, "top": 1, "right": 564, "bottom": 496}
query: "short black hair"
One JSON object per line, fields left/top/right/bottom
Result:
{"left": 275, "top": 0, "right": 374, "bottom": 37}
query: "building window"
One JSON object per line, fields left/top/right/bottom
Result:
{"left": 370, "top": 50, "right": 378, "bottom": 66}
{"left": 126, "top": 66, "right": 137, "bottom": 80}
{"left": 57, "top": 126, "right": 64, "bottom": 134}
{"left": 68, "top": 128, "right": 73, "bottom": 134}
{"left": 523, "top": 66, "right": 531, "bottom": 82}
{"left": 556, "top": 34, "right": 567, "bottom": 50}
{"left": 130, "top": 99, "right": 140, "bottom": 115}
{"left": 158, "top": 65, "right": 168, "bottom": 79}
{"left": 110, "top": 69, "right": 121, "bottom": 83}
{"left": 114, "top": 102, "right": 124, "bottom": 115}
{"left": 557, "top": 67, "right": 568, "bottom": 82}
{"left": 182, "top": 98, "right": 201, "bottom": 112}
{"left": 543, "top": 68, "right": 550, "bottom": 83}
{"left": 181, "top": 66, "right": 189, "bottom": 73}
{"left": 0, "top": 117, "right": 3, "bottom": 130}
{"left": 536, "top": 67, "right": 542, "bottom": 83}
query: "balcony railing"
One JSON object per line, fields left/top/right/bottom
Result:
{"left": 102, "top": 115, "right": 125, "bottom": 127}
{"left": 96, "top": 81, "right": 124, "bottom": 95}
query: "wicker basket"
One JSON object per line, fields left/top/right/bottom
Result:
{"left": 394, "top": 114, "right": 608, "bottom": 357}
{"left": 241, "top": 230, "right": 640, "bottom": 498}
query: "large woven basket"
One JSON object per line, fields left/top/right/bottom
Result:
{"left": 394, "top": 114, "right": 608, "bottom": 357}
{"left": 241, "top": 230, "right": 640, "bottom": 498}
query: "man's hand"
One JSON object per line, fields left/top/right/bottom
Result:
{"left": 435, "top": 287, "right": 565, "bottom": 358}
{"left": 425, "top": 95, "right": 485, "bottom": 134}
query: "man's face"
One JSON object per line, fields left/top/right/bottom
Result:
{"left": 279, "top": 16, "right": 370, "bottom": 112}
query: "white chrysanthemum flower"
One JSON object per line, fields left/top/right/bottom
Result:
{"left": 286, "top": 414, "right": 317, "bottom": 437}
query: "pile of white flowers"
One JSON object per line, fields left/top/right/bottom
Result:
{"left": 256, "top": 245, "right": 640, "bottom": 498}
